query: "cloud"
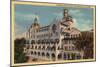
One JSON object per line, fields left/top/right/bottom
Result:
{"left": 69, "top": 9, "right": 84, "bottom": 18}
{"left": 69, "top": 9, "right": 93, "bottom": 31}
{"left": 73, "top": 18, "right": 93, "bottom": 31}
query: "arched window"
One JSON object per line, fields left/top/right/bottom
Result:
{"left": 35, "top": 46, "right": 37, "bottom": 49}
{"left": 51, "top": 46, "right": 56, "bottom": 51}
{"left": 46, "top": 46, "right": 50, "bottom": 50}
{"left": 58, "top": 53, "right": 62, "bottom": 59}
{"left": 42, "top": 46, "right": 45, "bottom": 50}
{"left": 38, "top": 46, "right": 41, "bottom": 50}
{"left": 31, "top": 40, "right": 35, "bottom": 44}
{"left": 31, "top": 51, "right": 33, "bottom": 55}
{"left": 38, "top": 52, "right": 40, "bottom": 56}
{"left": 42, "top": 52, "right": 45, "bottom": 56}
{"left": 34, "top": 51, "right": 36, "bottom": 55}
{"left": 31, "top": 45, "right": 34, "bottom": 49}
{"left": 51, "top": 53, "right": 55, "bottom": 60}
{"left": 27, "top": 45, "right": 30, "bottom": 49}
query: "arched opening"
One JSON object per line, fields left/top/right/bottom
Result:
{"left": 35, "top": 46, "right": 37, "bottom": 49}
{"left": 76, "top": 53, "right": 81, "bottom": 59}
{"left": 42, "top": 46, "right": 45, "bottom": 50}
{"left": 31, "top": 45, "right": 34, "bottom": 49}
{"left": 51, "top": 53, "right": 55, "bottom": 61}
{"left": 31, "top": 51, "right": 33, "bottom": 55}
{"left": 27, "top": 45, "right": 30, "bottom": 49}
{"left": 38, "top": 46, "right": 41, "bottom": 50}
{"left": 46, "top": 53, "right": 50, "bottom": 58}
{"left": 51, "top": 46, "right": 56, "bottom": 51}
{"left": 46, "top": 46, "right": 50, "bottom": 50}
{"left": 31, "top": 40, "right": 35, "bottom": 44}
{"left": 42, "top": 52, "right": 45, "bottom": 56}
{"left": 42, "top": 40, "right": 44, "bottom": 44}
{"left": 58, "top": 53, "right": 62, "bottom": 60}
{"left": 38, "top": 52, "right": 40, "bottom": 56}
{"left": 34, "top": 51, "right": 36, "bottom": 55}
{"left": 68, "top": 53, "right": 70, "bottom": 60}
{"left": 72, "top": 53, "right": 75, "bottom": 60}
{"left": 63, "top": 53, "right": 68, "bottom": 60}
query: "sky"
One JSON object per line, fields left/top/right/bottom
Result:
{"left": 14, "top": 4, "right": 94, "bottom": 37}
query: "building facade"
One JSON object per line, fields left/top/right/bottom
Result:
{"left": 24, "top": 9, "right": 84, "bottom": 61}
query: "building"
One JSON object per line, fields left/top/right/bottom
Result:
{"left": 24, "top": 8, "right": 84, "bottom": 61}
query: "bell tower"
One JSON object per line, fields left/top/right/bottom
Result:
{"left": 63, "top": 8, "right": 73, "bottom": 22}
{"left": 32, "top": 16, "right": 40, "bottom": 32}
{"left": 63, "top": 8, "right": 68, "bottom": 20}
{"left": 62, "top": 8, "right": 74, "bottom": 29}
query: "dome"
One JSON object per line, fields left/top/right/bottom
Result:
{"left": 32, "top": 16, "right": 40, "bottom": 28}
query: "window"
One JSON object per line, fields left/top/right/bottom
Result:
{"left": 31, "top": 51, "right": 33, "bottom": 55}
{"left": 46, "top": 53, "right": 50, "bottom": 58}
{"left": 35, "top": 46, "right": 37, "bottom": 49}
{"left": 38, "top": 52, "right": 40, "bottom": 56}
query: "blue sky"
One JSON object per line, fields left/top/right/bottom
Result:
{"left": 14, "top": 4, "right": 94, "bottom": 36}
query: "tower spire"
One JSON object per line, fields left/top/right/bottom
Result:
{"left": 34, "top": 14, "right": 39, "bottom": 23}
{"left": 63, "top": 8, "right": 68, "bottom": 18}
{"left": 32, "top": 14, "right": 40, "bottom": 30}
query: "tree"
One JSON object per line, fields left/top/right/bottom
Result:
{"left": 14, "top": 38, "right": 28, "bottom": 63}
{"left": 74, "top": 31, "right": 94, "bottom": 59}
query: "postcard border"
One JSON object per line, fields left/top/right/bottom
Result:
{"left": 10, "top": 1, "right": 96, "bottom": 66}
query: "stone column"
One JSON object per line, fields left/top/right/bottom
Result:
{"left": 55, "top": 43, "right": 58, "bottom": 61}
{"left": 80, "top": 50, "right": 84, "bottom": 59}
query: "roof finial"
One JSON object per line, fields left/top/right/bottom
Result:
{"left": 34, "top": 13, "right": 39, "bottom": 23}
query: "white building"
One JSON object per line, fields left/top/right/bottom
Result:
{"left": 24, "top": 8, "right": 84, "bottom": 61}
